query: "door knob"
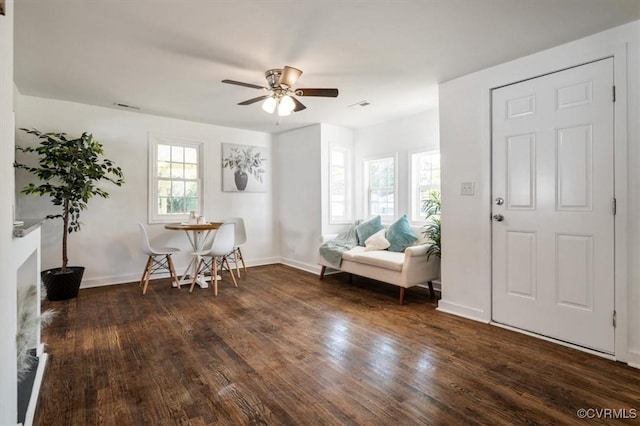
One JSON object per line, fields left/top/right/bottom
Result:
{"left": 492, "top": 214, "right": 504, "bottom": 222}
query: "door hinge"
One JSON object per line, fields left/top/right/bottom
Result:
{"left": 613, "top": 86, "right": 616, "bottom": 102}
{"left": 613, "top": 310, "right": 617, "bottom": 328}
{"left": 613, "top": 198, "right": 617, "bottom": 215}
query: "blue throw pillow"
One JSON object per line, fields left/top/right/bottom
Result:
{"left": 355, "top": 216, "right": 384, "bottom": 246}
{"left": 386, "top": 215, "right": 418, "bottom": 252}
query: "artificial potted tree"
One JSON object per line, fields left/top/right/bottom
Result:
{"left": 222, "top": 145, "right": 266, "bottom": 191}
{"left": 15, "top": 129, "right": 125, "bottom": 301}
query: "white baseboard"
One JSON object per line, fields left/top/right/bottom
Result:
{"left": 279, "top": 257, "right": 322, "bottom": 275}
{"left": 436, "top": 299, "right": 489, "bottom": 323}
{"left": 245, "top": 257, "right": 280, "bottom": 267}
{"left": 81, "top": 273, "right": 142, "bottom": 288}
{"left": 626, "top": 349, "right": 640, "bottom": 369}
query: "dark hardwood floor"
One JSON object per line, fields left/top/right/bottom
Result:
{"left": 35, "top": 264, "right": 639, "bottom": 425}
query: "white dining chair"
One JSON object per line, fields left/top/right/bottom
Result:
{"left": 137, "top": 222, "right": 181, "bottom": 295}
{"left": 189, "top": 222, "right": 238, "bottom": 295}
{"left": 223, "top": 217, "right": 247, "bottom": 278}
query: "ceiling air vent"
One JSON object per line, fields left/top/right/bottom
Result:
{"left": 113, "top": 102, "right": 140, "bottom": 110}
{"left": 347, "top": 100, "right": 370, "bottom": 109}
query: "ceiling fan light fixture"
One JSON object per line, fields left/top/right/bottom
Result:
{"left": 279, "top": 66, "right": 303, "bottom": 88}
{"left": 262, "top": 97, "right": 277, "bottom": 114}
{"left": 278, "top": 95, "right": 295, "bottom": 116}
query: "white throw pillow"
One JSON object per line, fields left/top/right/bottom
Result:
{"left": 364, "top": 228, "right": 390, "bottom": 251}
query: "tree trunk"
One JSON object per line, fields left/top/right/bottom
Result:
{"left": 62, "top": 198, "right": 69, "bottom": 272}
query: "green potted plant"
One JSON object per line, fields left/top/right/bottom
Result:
{"left": 421, "top": 190, "right": 441, "bottom": 260}
{"left": 222, "top": 146, "right": 266, "bottom": 191}
{"left": 15, "top": 129, "right": 125, "bottom": 301}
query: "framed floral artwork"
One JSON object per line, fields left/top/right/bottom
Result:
{"left": 221, "top": 143, "right": 268, "bottom": 192}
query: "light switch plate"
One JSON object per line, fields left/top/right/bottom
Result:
{"left": 461, "top": 182, "right": 475, "bottom": 196}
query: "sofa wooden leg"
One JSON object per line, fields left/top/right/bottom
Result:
{"left": 428, "top": 281, "right": 435, "bottom": 299}
{"left": 320, "top": 266, "right": 326, "bottom": 280}
{"left": 399, "top": 287, "right": 405, "bottom": 305}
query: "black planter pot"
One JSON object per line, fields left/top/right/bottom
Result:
{"left": 41, "top": 266, "right": 85, "bottom": 301}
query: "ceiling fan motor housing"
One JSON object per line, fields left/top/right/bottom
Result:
{"left": 264, "top": 69, "right": 283, "bottom": 89}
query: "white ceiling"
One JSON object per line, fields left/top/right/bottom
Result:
{"left": 14, "top": 0, "right": 640, "bottom": 134}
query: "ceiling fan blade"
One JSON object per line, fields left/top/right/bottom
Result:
{"left": 238, "top": 95, "right": 270, "bottom": 105}
{"left": 278, "top": 66, "right": 303, "bottom": 88}
{"left": 295, "top": 88, "right": 339, "bottom": 97}
{"left": 291, "top": 96, "right": 306, "bottom": 112}
{"left": 222, "top": 79, "right": 267, "bottom": 90}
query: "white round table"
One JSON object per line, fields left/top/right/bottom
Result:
{"left": 164, "top": 222, "right": 223, "bottom": 288}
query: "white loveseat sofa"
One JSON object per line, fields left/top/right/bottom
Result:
{"left": 318, "top": 224, "right": 440, "bottom": 305}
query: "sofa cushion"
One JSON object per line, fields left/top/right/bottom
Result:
{"left": 342, "top": 246, "right": 366, "bottom": 261}
{"left": 352, "top": 250, "right": 405, "bottom": 272}
{"left": 364, "top": 228, "right": 390, "bottom": 251}
{"left": 386, "top": 215, "right": 418, "bottom": 252}
{"left": 355, "top": 215, "right": 384, "bottom": 246}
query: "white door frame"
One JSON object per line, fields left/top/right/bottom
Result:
{"left": 487, "top": 47, "right": 629, "bottom": 361}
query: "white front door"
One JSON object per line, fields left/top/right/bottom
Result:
{"left": 491, "top": 58, "right": 615, "bottom": 354}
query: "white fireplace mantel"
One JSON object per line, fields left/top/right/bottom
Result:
{"left": 13, "top": 223, "right": 46, "bottom": 426}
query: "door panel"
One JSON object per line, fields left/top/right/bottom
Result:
{"left": 507, "top": 134, "right": 536, "bottom": 209}
{"left": 557, "top": 125, "right": 592, "bottom": 209}
{"left": 505, "top": 231, "right": 537, "bottom": 299}
{"left": 492, "top": 58, "right": 614, "bottom": 354}
{"left": 555, "top": 234, "right": 593, "bottom": 310}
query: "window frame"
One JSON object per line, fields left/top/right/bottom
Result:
{"left": 363, "top": 154, "right": 397, "bottom": 222}
{"left": 409, "top": 149, "right": 441, "bottom": 224}
{"left": 328, "top": 144, "right": 353, "bottom": 224}
{"left": 148, "top": 134, "right": 204, "bottom": 224}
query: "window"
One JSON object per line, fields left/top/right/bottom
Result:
{"left": 364, "top": 156, "right": 396, "bottom": 221}
{"left": 329, "top": 147, "right": 352, "bottom": 223}
{"left": 411, "top": 150, "right": 440, "bottom": 222}
{"left": 149, "top": 136, "right": 203, "bottom": 223}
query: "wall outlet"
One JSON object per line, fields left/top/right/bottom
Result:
{"left": 461, "top": 182, "right": 475, "bottom": 196}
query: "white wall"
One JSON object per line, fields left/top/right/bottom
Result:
{"left": 276, "top": 124, "right": 323, "bottom": 273}
{"left": 439, "top": 21, "right": 639, "bottom": 364}
{"left": 15, "top": 95, "right": 279, "bottom": 287}
{"left": 354, "top": 109, "right": 440, "bottom": 223}
{"left": 629, "top": 23, "right": 640, "bottom": 368}
{"left": 0, "top": 2, "right": 18, "bottom": 423}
